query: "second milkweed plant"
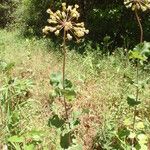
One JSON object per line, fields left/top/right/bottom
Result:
{"left": 114, "top": 0, "right": 150, "bottom": 149}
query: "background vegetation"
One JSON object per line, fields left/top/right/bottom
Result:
{"left": 1, "top": 0, "right": 150, "bottom": 48}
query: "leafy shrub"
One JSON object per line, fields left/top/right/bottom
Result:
{"left": 0, "top": 0, "right": 18, "bottom": 28}
{"left": 12, "top": 0, "right": 63, "bottom": 36}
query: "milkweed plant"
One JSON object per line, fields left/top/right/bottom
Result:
{"left": 43, "top": 2, "right": 89, "bottom": 120}
{"left": 42, "top": 3, "right": 89, "bottom": 148}
{"left": 114, "top": 0, "right": 150, "bottom": 149}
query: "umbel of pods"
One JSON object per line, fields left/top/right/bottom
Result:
{"left": 43, "top": 3, "right": 89, "bottom": 120}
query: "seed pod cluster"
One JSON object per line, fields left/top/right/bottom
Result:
{"left": 43, "top": 3, "right": 89, "bottom": 41}
{"left": 124, "top": 0, "right": 150, "bottom": 11}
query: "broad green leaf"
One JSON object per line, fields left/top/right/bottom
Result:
{"left": 7, "top": 135, "right": 24, "bottom": 143}
{"left": 68, "top": 144, "right": 82, "bottom": 150}
{"left": 72, "top": 110, "right": 82, "bottom": 119}
{"left": 24, "top": 144, "right": 35, "bottom": 150}
{"left": 25, "top": 130, "right": 43, "bottom": 142}
{"left": 0, "top": 61, "right": 7, "bottom": 70}
{"left": 129, "top": 50, "right": 145, "bottom": 61}
{"left": 50, "top": 72, "right": 62, "bottom": 87}
{"left": 49, "top": 90, "right": 57, "bottom": 99}
{"left": 135, "top": 122, "right": 145, "bottom": 130}
{"left": 73, "top": 119, "right": 80, "bottom": 126}
{"left": 62, "top": 89, "right": 76, "bottom": 101}
{"left": 69, "top": 118, "right": 80, "bottom": 129}
{"left": 140, "top": 42, "right": 150, "bottom": 57}
{"left": 64, "top": 79, "right": 73, "bottom": 89}
{"left": 48, "top": 114, "right": 65, "bottom": 128}
{"left": 70, "top": 111, "right": 81, "bottom": 126}
{"left": 139, "top": 144, "right": 148, "bottom": 150}
{"left": 123, "top": 73, "right": 134, "bottom": 84}
{"left": 123, "top": 118, "right": 132, "bottom": 126}
{"left": 129, "top": 42, "right": 150, "bottom": 62}
{"left": 60, "top": 132, "right": 72, "bottom": 149}
{"left": 117, "top": 128, "right": 130, "bottom": 139}
{"left": 127, "top": 95, "right": 141, "bottom": 107}
{"left": 137, "top": 134, "right": 148, "bottom": 144}
{"left": 11, "top": 111, "right": 20, "bottom": 124}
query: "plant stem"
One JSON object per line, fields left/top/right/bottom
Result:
{"left": 131, "top": 9, "right": 143, "bottom": 149}
{"left": 133, "top": 9, "right": 143, "bottom": 129}
{"left": 62, "top": 30, "right": 71, "bottom": 146}
{"left": 133, "top": 61, "right": 139, "bottom": 128}
{"left": 135, "top": 9, "right": 143, "bottom": 43}
{"left": 131, "top": 61, "right": 139, "bottom": 149}
{"left": 62, "top": 30, "right": 68, "bottom": 121}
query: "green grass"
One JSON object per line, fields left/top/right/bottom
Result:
{"left": 0, "top": 29, "right": 150, "bottom": 149}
